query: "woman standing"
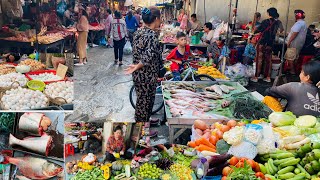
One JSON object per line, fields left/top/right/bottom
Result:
{"left": 75, "top": 6, "right": 89, "bottom": 66}
{"left": 251, "top": 8, "right": 280, "bottom": 82}
{"left": 110, "top": 11, "right": 128, "bottom": 66}
{"left": 124, "top": 6, "right": 161, "bottom": 145}
{"left": 125, "top": 10, "right": 139, "bottom": 43}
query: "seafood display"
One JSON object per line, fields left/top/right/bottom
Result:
{"left": 0, "top": 155, "right": 63, "bottom": 179}
{"left": 162, "top": 82, "right": 245, "bottom": 119}
{"left": 9, "top": 134, "right": 52, "bottom": 156}
{"left": 18, "top": 112, "right": 51, "bottom": 136}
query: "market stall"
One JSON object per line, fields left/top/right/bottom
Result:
{"left": 0, "top": 112, "right": 64, "bottom": 179}
{"left": 88, "top": 23, "right": 105, "bottom": 47}
{"left": 0, "top": 57, "right": 74, "bottom": 111}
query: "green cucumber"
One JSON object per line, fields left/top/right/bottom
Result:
{"left": 268, "top": 159, "right": 278, "bottom": 173}
{"left": 294, "top": 168, "right": 301, "bottom": 174}
{"left": 279, "top": 158, "right": 300, "bottom": 168}
{"left": 277, "top": 166, "right": 295, "bottom": 175}
{"left": 304, "top": 163, "right": 315, "bottom": 175}
{"left": 270, "top": 152, "right": 294, "bottom": 159}
{"left": 286, "top": 173, "right": 306, "bottom": 180}
{"left": 312, "top": 149, "right": 320, "bottom": 160}
{"left": 265, "top": 174, "right": 277, "bottom": 180}
{"left": 278, "top": 172, "right": 295, "bottom": 179}
{"left": 311, "top": 142, "right": 320, "bottom": 149}
{"left": 297, "top": 164, "right": 311, "bottom": 179}
{"left": 301, "top": 144, "right": 312, "bottom": 154}
{"left": 274, "top": 157, "right": 295, "bottom": 166}
{"left": 310, "top": 160, "right": 320, "bottom": 172}
{"left": 259, "top": 163, "right": 267, "bottom": 174}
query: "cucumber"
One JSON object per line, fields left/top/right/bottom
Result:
{"left": 286, "top": 173, "right": 306, "bottom": 180}
{"left": 278, "top": 172, "right": 295, "bottom": 179}
{"left": 297, "top": 164, "right": 311, "bottom": 179}
{"left": 294, "top": 115, "right": 317, "bottom": 128}
{"left": 278, "top": 166, "right": 295, "bottom": 175}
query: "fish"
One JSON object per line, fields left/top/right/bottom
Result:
{"left": 18, "top": 113, "right": 48, "bottom": 136}
{"left": 166, "top": 100, "right": 187, "bottom": 109}
{"left": 171, "top": 93, "right": 202, "bottom": 99}
{"left": 205, "top": 85, "right": 223, "bottom": 96}
{"left": 203, "top": 94, "right": 223, "bottom": 100}
{"left": 1, "top": 155, "right": 63, "bottom": 179}
{"left": 169, "top": 89, "right": 200, "bottom": 95}
{"left": 219, "top": 85, "right": 230, "bottom": 94}
{"left": 170, "top": 107, "right": 182, "bottom": 117}
{"left": 9, "top": 134, "right": 52, "bottom": 156}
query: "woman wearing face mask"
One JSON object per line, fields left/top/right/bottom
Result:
{"left": 124, "top": 6, "right": 162, "bottom": 146}
{"left": 265, "top": 60, "right": 320, "bottom": 117}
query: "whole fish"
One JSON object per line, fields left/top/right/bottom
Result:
{"left": 205, "top": 85, "right": 223, "bottom": 96}
{"left": 1, "top": 155, "right": 63, "bottom": 179}
{"left": 171, "top": 93, "right": 202, "bottom": 99}
{"left": 219, "top": 85, "right": 230, "bottom": 94}
{"left": 166, "top": 100, "right": 186, "bottom": 109}
{"left": 169, "top": 89, "right": 200, "bottom": 95}
{"left": 9, "top": 134, "right": 52, "bottom": 156}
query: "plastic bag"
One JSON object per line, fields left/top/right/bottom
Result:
{"left": 57, "top": 0, "right": 67, "bottom": 16}
{"left": 124, "top": 41, "right": 132, "bottom": 55}
{"left": 228, "top": 141, "right": 258, "bottom": 159}
{"left": 99, "top": 37, "right": 107, "bottom": 46}
{"left": 244, "top": 124, "right": 263, "bottom": 145}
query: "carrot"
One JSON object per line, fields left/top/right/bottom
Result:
{"left": 195, "top": 139, "right": 202, "bottom": 146}
{"left": 197, "top": 144, "right": 216, "bottom": 152}
{"left": 199, "top": 137, "right": 216, "bottom": 149}
{"left": 188, "top": 141, "right": 197, "bottom": 148}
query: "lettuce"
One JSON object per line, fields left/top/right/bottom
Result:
{"left": 269, "top": 111, "right": 296, "bottom": 127}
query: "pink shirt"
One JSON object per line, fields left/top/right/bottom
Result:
{"left": 105, "top": 14, "right": 113, "bottom": 36}
{"left": 180, "top": 15, "right": 188, "bottom": 30}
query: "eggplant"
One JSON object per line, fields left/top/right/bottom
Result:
{"left": 208, "top": 153, "right": 232, "bottom": 168}
{"left": 207, "top": 161, "right": 229, "bottom": 176}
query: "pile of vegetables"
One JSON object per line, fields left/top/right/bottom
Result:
{"left": 137, "top": 163, "right": 163, "bottom": 179}
{"left": 1, "top": 87, "right": 48, "bottom": 110}
{"left": 196, "top": 66, "right": 227, "bottom": 79}
{"left": 258, "top": 144, "right": 320, "bottom": 180}
{"left": 0, "top": 113, "right": 15, "bottom": 132}
{"left": 29, "top": 72, "right": 63, "bottom": 81}
{"left": 71, "top": 167, "right": 104, "bottom": 180}
{"left": 0, "top": 72, "right": 28, "bottom": 88}
{"left": 262, "top": 96, "right": 284, "bottom": 112}
{"left": 223, "top": 160, "right": 265, "bottom": 180}
{"left": 170, "top": 163, "right": 194, "bottom": 180}
{"left": 19, "top": 59, "right": 46, "bottom": 71}
{"left": 44, "top": 81, "right": 73, "bottom": 104}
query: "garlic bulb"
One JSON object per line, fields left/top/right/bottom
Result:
{"left": 30, "top": 73, "right": 63, "bottom": 81}
{"left": 1, "top": 87, "right": 48, "bottom": 110}
{"left": 44, "top": 81, "right": 73, "bottom": 104}
{"left": 0, "top": 73, "right": 28, "bottom": 88}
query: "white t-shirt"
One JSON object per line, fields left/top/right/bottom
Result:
{"left": 204, "top": 30, "right": 215, "bottom": 44}
{"left": 286, "top": 19, "right": 308, "bottom": 50}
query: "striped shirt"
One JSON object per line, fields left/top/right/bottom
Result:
{"left": 110, "top": 18, "right": 128, "bottom": 41}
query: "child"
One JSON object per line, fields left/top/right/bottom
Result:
{"left": 208, "top": 36, "right": 230, "bottom": 69}
{"left": 166, "top": 32, "right": 192, "bottom": 81}
{"left": 243, "top": 36, "right": 257, "bottom": 65}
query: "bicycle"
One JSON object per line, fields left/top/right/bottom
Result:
{"left": 129, "top": 60, "right": 216, "bottom": 114}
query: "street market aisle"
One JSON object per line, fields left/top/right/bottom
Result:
{"left": 71, "top": 47, "right": 135, "bottom": 122}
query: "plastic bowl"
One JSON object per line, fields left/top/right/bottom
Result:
{"left": 27, "top": 80, "right": 46, "bottom": 91}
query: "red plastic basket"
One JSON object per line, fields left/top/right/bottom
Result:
{"left": 25, "top": 70, "right": 67, "bottom": 84}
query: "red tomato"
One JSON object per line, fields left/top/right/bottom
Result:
{"left": 229, "top": 157, "right": 239, "bottom": 166}
{"left": 246, "top": 159, "right": 256, "bottom": 169}
{"left": 255, "top": 172, "right": 265, "bottom": 179}
{"left": 221, "top": 176, "right": 227, "bottom": 180}
{"left": 222, "top": 166, "right": 233, "bottom": 176}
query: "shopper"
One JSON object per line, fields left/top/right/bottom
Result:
{"left": 285, "top": 10, "right": 308, "bottom": 75}
{"left": 251, "top": 8, "right": 280, "bottom": 83}
{"left": 105, "top": 9, "right": 113, "bottom": 45}
{"left": 110, "top": 11, "right": 128, "bottom": 66}
{"left": 63, "top": 4, "right": 74, "bottom": 27}
{"left": 75, "top": 6, "right": 89, "bottom": 66}
{"left": 125, "top": 10, "right": 139, "bottom": 43}
{"left": 124, "top": 7, "right": 162, "bottom": 132}
{"left": 203, "top": 22, "right": 215, "bottom": 45}
{"left": 190, "top": 14, "right": 202, "bottom": 32}
{"left": 243, "top": 36, "right": 257, "bottom": 65}
{"left": 180, "top": 11, "right": 189, "bottom": 32}
{"left": 134, "top": 8, "right": 142, "bottom": 26}
{"left": 105, "top": 126, "right": 131, "bottom": 162}
{"left": 166, "top": 32, "right": 192, "bottom": 81}
{"left": 265, "top": 60, "right": 320, "bottom": 117}
{"left": 177, "top": 9, "right": 185, "bottom": 24}
{"left": 208, "top": 36, "right": 231, "bottom": 68}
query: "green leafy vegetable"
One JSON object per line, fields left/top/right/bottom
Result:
{"left": 228, "top": 162, "right": 260, "bottom": 180}
{"left": 269, "top": 111, "right": 296, "bottom": 127}
{"left": 216, "top": 140, "right": 231, "bottom": 154}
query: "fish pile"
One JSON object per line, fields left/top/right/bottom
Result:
{"left": 164, "top": 84, "right": 236, "bottom": 117}
{"left": 10, "top": 113, "right": 52, "bottom": 156}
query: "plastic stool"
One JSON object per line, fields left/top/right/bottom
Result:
{"left": 65, "top": 144, "right": 75, "bottom": 158}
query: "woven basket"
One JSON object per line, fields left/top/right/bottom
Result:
{"left": 44, "top": 92, "right": 68, "bottom": 106}
{"left": 0, "top": 81, "right": 21, "bottom": 93}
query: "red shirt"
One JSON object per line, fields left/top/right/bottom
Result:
{"left": 166, "top": 45, "right": 191, "bottom": 71}
{"left": 106, "top": 135, "right": 125, "bottom": 153}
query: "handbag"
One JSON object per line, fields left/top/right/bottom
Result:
{"left": 284, "top": 48, "right": 297, "bottom": 61}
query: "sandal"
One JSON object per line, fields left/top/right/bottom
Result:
{"left": 83, "top": 58, "right": 88, "bottom": 64}
{"left": 114, "top": 60, "right": 118, "bottom": 64}
{"left": 74, "top": 63, "right": 84, "bottom": 66}
{"left": 250, "top": 77, "right": 258, "bottom": 82}
{"left": 263, "top": 78, "right": 271, "bottom": 83}
{"left": 119, "top": 61, "right": 123, "bottom": 66}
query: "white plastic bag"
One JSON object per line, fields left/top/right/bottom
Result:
{"left": 124, "top": 41, "right": 132, "bottom": 55}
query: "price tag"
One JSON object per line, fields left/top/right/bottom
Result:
{"left": 56, "top": 64, "right": 68, "bottom": 78}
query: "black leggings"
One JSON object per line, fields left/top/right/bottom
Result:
{"left": 113, "top": 38, "right": 126, "bottom": 62}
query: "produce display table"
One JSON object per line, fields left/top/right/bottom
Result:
{"left": 161, "top": 81, "right": 263, "bottom": 143}
{"left": 0, "top": 39, "right": 65, "bottom": 53}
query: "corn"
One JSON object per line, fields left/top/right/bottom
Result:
{"left": 262, "top": 96, "right": 284, "bottom": 112}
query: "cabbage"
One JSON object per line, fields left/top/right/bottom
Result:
{"left": 278, "top": 126, "right": 301, "bottom": 136}
{"left": 269, "top": 111, "right": 296, "bottom": 127}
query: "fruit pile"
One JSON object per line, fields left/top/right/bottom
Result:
{"left": 258, "top": 142, "right": 320, "bottom": 179}
{"left": 170, "top": 163, "right": 193, "bottom": 180}
{"left": 196, "top": 66, "right": 227, "bottom": 79}
{"left": 138, "top": 163, "right": 163, "bottom": 179}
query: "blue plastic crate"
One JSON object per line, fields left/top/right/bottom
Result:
{"left": 202, "top": 175, "right": 222, "bottom": 180}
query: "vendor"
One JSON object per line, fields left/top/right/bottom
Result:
{"left": 208, "top": 36, "right": 230, "bottom": 68}
{"left": 265, "top": 60, "right": 320, "bottom": 117}
{"left": 190, "top": 14, "right": 202, "bottom": 32}
{"left": 1, "top": 53, "right": 20, "bottom": 63}
{"left": 82, "top": 129, "right": 103, "bottom": 154}
{"left": 202, "top": 22, "right": 215, "bottom": 45}
{"left": 105, "top": 126, "right": 131, "bottom": 162}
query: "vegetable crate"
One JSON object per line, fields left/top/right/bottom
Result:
{"left": 25, "top": 70, "right": 67, "bottom": 84}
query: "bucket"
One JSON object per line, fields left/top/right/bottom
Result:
{"left": 191, "top": 35, "right": 200, "bottom": 45}
{"left": 271, "top": 63, "right": 281, "bottom": 79}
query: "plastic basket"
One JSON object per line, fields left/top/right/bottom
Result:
{"left": 191, "top": 35, "right": 200, "bottom": 45}
{"left": 27, "top": 80, "right": 46, "bottom": 91}
{"left": 25, "top": 70, "right": 67, "bottom": 84}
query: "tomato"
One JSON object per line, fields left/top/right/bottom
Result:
{"left": 229, "top": 157, "right": 239, "bottom": 166}
{"left": 254, "top": 162, "right": 260, "bottom": 172}
{"left": 220, "top": 125, "right": 230, "bottom": 133}
{"left": 236, "top": 162, "right": 244, "bottom": 168}
{"left": 227, "top": 120, "right": 237, "bottom": 128}
{"left": 216, "top": 130, "right": 223, "bottom": 139}
{"left": 239, "top": 158, "right": 246, "bottom": 163}
{"left": 222, "top": 166, "right": 233, "bottom": 176}
{"left": 255, "top": 172, "right": 265, "bottom": 179}
{"left": 246, "top": 159, "right": 256, "bottom": 169}
{"left": 221, "top": 176, "right": 227, "bottom": 180}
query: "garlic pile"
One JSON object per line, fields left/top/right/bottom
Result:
{"left": 44, "top": 81, "right": 73, "bottom": 104}
{"left": 1, "top": 87, "right": 48, "bottom": 110}
{"left": 0, "top": 73, "right": 28, "bottom": 88}
{"left": 29, "top": 72, "right": 63, "bottom": 81}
